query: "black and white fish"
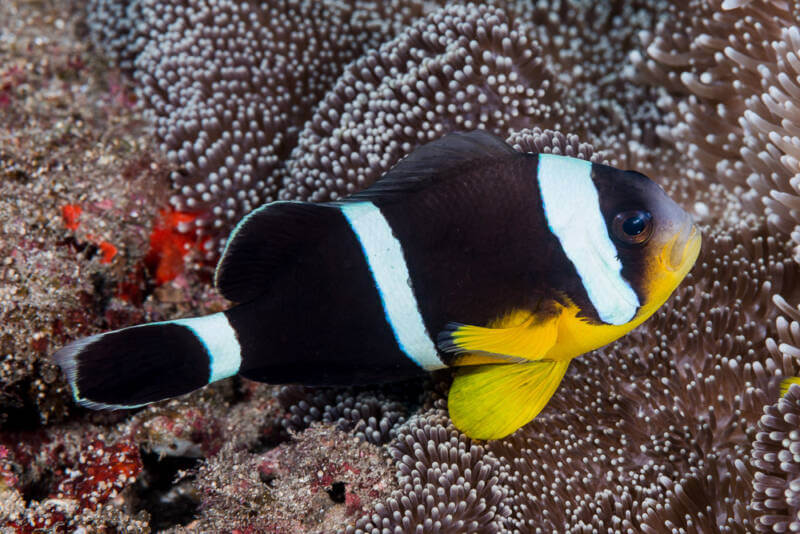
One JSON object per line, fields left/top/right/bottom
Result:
{"left": 53, "top": 131, "right": 700, "bottom": 440}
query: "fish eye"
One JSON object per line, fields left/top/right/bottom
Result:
{"left": 612, "top": 210, "right": 653, "bottom": 245}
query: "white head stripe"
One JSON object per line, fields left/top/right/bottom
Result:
{"left": 340, "top": 202, "right": 445, "bottom": 370}
{"left": 537, "top": 154, "right": 639, "bottom": 325}
{"left": 173, "top": 313, "right": 242, "bottom": 382}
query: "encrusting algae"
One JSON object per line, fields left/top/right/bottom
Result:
{"left": 4, "top": 0, "right": 800, "bottom": 532}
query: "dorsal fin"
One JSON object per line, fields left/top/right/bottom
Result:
{"left": 216, "top": 132, "right": 517, "bottom": 303}
{"left": 347, "top": 130, "right": 518, "bottom": 201}
{"left": 214, "top": 201, "right": 335, "bottom": 303}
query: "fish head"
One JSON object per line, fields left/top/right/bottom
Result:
{"left": 592, "top": 165, "right": 701, "bottom": 320}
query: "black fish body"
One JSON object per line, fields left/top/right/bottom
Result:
{"left": 232, "top": 140, "right": 562, "bottom": 385}
{"left": 54, "top": 131, "right": 701, "bottom": 439}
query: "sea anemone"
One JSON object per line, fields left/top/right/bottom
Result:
{"left": 87, "top": 0, "right": 438, "bottom": 257}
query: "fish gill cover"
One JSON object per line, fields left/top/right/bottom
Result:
{"left": 2, "top": 0, "right": 800, "bottom": 532}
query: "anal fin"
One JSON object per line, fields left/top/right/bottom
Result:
{"left": 437, "top": 312, "right": 559, "bottom": 362}
{"left": 448, "top": 360, "right": 570, "bottom": 440}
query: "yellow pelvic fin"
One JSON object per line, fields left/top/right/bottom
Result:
{"left": 437, "top": 311, "right": 560, "bottom": 362}
{"left": 780, "top": 377, "right": 800, "bottom": 396}
{"left": 448, "top": 359, "right": 571, "bottom": 440}
{"left": 451, "top": 353, "right": 523, "bottom": 366}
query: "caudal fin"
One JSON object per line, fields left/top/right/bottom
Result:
{"left": 53, "top": 312, "right": 242, "bottom": 409}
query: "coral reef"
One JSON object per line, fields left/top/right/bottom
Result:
{"left": 5, "top": 0, "right": 800, "bottom": 532}
{"left": 0, "top": 424, "right": 150, "bottom": 532}
{"left": 0, "top": 0, "right": 164, "bottom": 430}
{"left": 184, "top": 424, "right": 397, "bottom": 532}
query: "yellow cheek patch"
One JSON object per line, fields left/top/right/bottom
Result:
{"left": 646, "top": 226, "right": 702, "bottom": 311}
{"left": 658, "top": 233, "right": 682, "bottom": 272}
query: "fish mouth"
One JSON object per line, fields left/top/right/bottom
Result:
{"left": 664, "top": 224, "right": 701, "bottom": 273}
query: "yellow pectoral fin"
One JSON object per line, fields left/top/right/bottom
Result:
{"left": 448, "top": 359, "right": 570, "bottom": 440}
{"left": 437, "top": 312, "right": 560, "bottom": 362}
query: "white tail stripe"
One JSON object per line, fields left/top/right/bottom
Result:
{"left": 537, "top": 154, "right": 639, "bottom": 325}
{"left": 340, "top": 202, "right": 445, "bottom": 371}
{"left": 173, "top": 313, "right": 242, "bottom": 382}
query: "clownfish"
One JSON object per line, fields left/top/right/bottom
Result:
{"left": 53, "top": 131, "right": 700, "bottom": 440}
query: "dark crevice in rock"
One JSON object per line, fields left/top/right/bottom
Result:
{"left": 133, "top": 450, "right": 201, "bottom": 531}
{"left": 21, "top": 470, "right": 53, "bottom": 504}
{"left": 0, "top": 382, "right": 46, "bottom": 431}
{"left": 327, "top": 481, "right": 346, "bottom": 504}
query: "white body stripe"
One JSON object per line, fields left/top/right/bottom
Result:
{"left": 537, "top": 154, "right": 639, "bottom": 325}
{"left": 173, "top": 313, "right": 242, "bottom": 382}
{"left": 340, "top": 202, "right": 445, "bottom": 370}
